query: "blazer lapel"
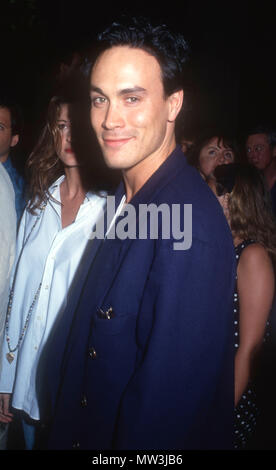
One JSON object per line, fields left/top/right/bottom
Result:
{"left": 81, "top": 145, "right": 188, "bottom": 309}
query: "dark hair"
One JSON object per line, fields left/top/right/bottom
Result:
{"left": 214, "top": 163, "right": 276, "bottom": 263}
{"left": 245, "top": 125, "right": 276, "bottom": 149}
{"left": 0, "top": 97, "right": 23, "bottom": 135}
{"left": 92, "top": 16, "right": 190, "bottom": 97}
{"left": 187, "top": 129, "right": 241, "bottom": 168}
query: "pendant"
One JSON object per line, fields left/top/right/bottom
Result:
{"left": 6, "top": 352, "right": 14, "bottom": 364}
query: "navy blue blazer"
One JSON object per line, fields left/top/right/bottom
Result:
{"left": 37, "top": 146, "right": 236, "bottom": 450}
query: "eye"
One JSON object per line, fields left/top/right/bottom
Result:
{"left": 125, "top": 96, "right": 140, "bottom": 104}
{"left": 91, "top": 96, "right": 107, "bottom": 107}
{"left": 208, "top": 149, "right": 217, "bottom": 157}
{"left": 224, "top": 151, "right": 234, "bottom": 160}
{"left": 0, "top": 125, "right": 4, "bottom": 131}
{"left": 57, "top": 123, "right": 69, "bottom": 131}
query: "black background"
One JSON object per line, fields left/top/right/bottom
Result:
{"left": 1, "top": 0, "right": 276, "bottom": 159}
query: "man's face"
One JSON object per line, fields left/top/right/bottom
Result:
{"left": 90, "top": 46, "right": 182, "bottom": 174}
{"left": 0, "top": 107, "right": 18, "bottom": 162}
{"left": 246, "top": 133, "right": 272, "bottom": 170}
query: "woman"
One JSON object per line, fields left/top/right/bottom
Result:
{"left": 188, "top": 131, "right": 239, "bottom": 180}
{"left": 0, "top": 92, "right": 106, "bottom": 449}
{"left": 210, "top": 163, "right": 276, "bottom": 449}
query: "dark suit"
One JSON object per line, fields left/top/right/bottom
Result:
{"left": 38, "top": 146, "right": 236, "bottom": 450}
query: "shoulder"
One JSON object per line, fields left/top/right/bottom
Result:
{"left": 0, "top": 163, "right": 14, "bottom": 194}
{"left": 239, "top": 242, "right": 271, "bottom": 265}
{"left": 238, "top": 243, "right": 274, "bottom": 279}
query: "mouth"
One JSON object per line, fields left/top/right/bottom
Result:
{"left": 65, "top": 148, "right": 74, "bottom": 153}
{"left": 102, "top": 136, "right": 135, "bottom": 148}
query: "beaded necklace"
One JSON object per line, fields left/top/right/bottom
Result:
{"left": 5, "top": 201, "right": 47, "bottom": 364}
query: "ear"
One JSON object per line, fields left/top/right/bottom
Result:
{"left": 167, "top": 90, "right": 184, "bottom": 123}
{"left": 10, "top": 134, "right": 19, "bottom": 147}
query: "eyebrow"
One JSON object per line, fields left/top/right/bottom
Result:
{"left": 90, "top": 85, "right": 147, "bottom": 96}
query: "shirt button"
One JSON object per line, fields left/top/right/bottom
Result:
{"left": 81, "top": 395, "right": 88, "bottom": 407}
{"left": 72, "top": 441, "right": 80, "bottom": 449}
{"left": 88, "top": 347, "right": 97, "bottom": 359}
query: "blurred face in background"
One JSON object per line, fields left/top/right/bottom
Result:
{"left": 246, "top": 133, "right": 272, "bottom": 170}
{"left": 180, "top": 138, "right": 194, "bottom": 154}
{"left": 0, "top": 107, "right": 19, "bottom": 162}
{"left": 198, "top": 136, "right": 235, "bottom": 178}
{"left": 56, "top": 103, "right": 78, "bottom": 167}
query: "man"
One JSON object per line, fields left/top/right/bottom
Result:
{"left": 0, "top": 99, "right": 25, "bottom": 222}
{"left": 0, "top": 163, "right": 16, "bottom": 449}
{"left": 38, "top": 17, "right": 236, "bottom": 450}
{"left": 245, "top": 127, "right": 276, "bottom": 213}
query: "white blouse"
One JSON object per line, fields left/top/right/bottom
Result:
{"left": 0, "top": 176, "right": 106, "bottom": 420}
{"left": 0, "top": 164, "right": 16, "bottom": 374}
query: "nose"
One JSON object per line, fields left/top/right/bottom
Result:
{"left": 65, "top": 126, "right": 71, "bottom": 143}
{"left": 249, "top": 149, "right": 258, "bottom": 162}
{"left": 103, "top": 103, "right": 124, "bottom": 130}
{"left": 218, "top": 152, "right": 227, "bottom": 164}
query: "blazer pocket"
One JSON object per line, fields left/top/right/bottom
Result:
{"left": 92, "top": 311, "right": 136, "bottom": 336}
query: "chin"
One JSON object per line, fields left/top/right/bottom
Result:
{"left": 102, "top": 151, "right": 129, "bottom": 170}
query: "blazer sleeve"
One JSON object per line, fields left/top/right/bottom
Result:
{"left": 113, "top": 236, "right": 235, "bottom": 450}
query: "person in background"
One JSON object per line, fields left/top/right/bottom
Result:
{"left": 245, "top": 126, "right": 276, "bottom": 215}
{"left": 180, "top": 135, "right": 194, "bottom": 155}
{"left": 0, "top": 98, "right": 26, "bottom": 223}
{"left": 188, "top": 130, "right": 239, "bottom": 181}
{"left": 210, "top": 163, "right": 276, "bottom": 449}
{"left": 0, "top": 163, "right": 16, "bottom": 449}
{"left": 0, "top": 85, "right": 106, "bottom": 450}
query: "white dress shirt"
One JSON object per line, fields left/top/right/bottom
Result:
{"left": 0, "top": 176, "right": 106, "bottom": 420}
{"left": 0, "top": 164, "right": 16, "bottom": 374}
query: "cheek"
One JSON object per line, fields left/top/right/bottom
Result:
{"left": 127, "top": 101, "right": 167, "bottom": 130}
{"left": 57, "top": 134, "right": 66, "bottom": 156}
{"left": 90, "top": 107, "right": 106, "bottom": 134}
{"left": 199, "top": 157, "right": 214, "bottom": 175}
{"left": 90, "top": 109, "right": 99, "bottom": 131}
{"left": 264, "top": 153, "right": 272, "bottom": 165}
{"left": 0, "top": 134, "right": 11, "bottom": 148}
{"left": 132, "top": 111, "right": 148, "bottom": 127}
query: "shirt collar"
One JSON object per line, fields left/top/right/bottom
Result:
{"left": 48, "top": 175, "right": 106, "bottom": 203}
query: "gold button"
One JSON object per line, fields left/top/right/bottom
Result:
{"left": 88, "top": 347, "right": 97, "bottom": 359}
{"left": 81, "top": 395, "right": 88, "bottom": 407}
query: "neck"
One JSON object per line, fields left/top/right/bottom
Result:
{"left": 123, "top": 136, "right": 176, "bottom": 202}
{"left": 61, "top": 166, "right": 85, "bottom": 199}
